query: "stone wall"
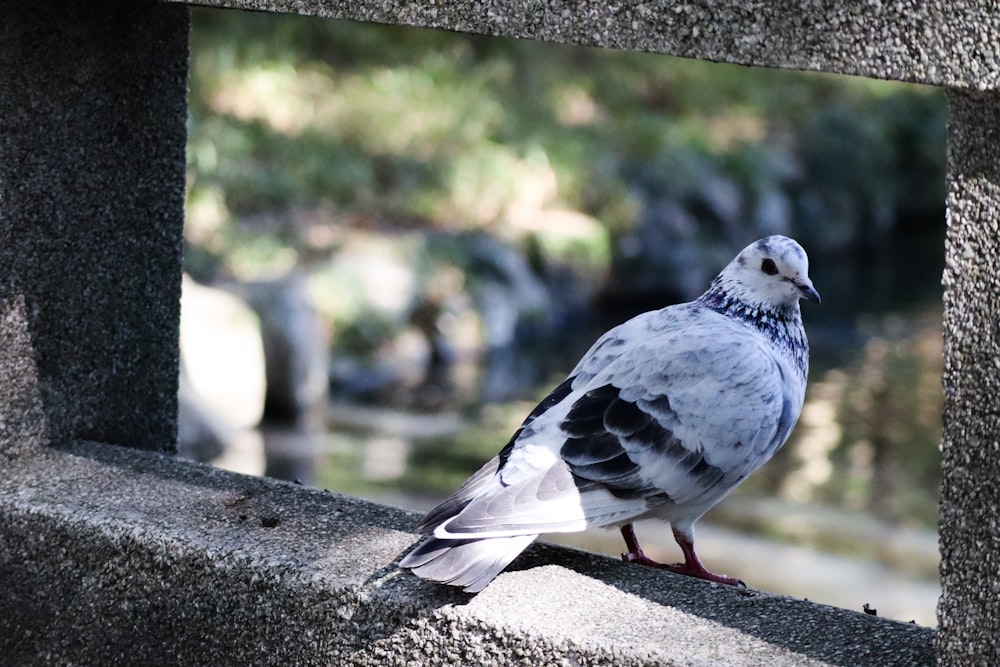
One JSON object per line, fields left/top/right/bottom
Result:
{"left": 0, "top": 0, "right": 188, "bottom": 455}
{"left": 0, "top": 442, "right": 934, "bottom": 666}
{"left": 179, "top": 0, "right": 1000, "bottom": 89}
{"left": 939, "top": 89, "right": 1000, "bottom": 663}
{"left": 2, "top": 0, "right": 999, "bottom": 663}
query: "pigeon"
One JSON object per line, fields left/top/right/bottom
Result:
{"left": 400, "top": 235, "right": 820, "bottom": 592}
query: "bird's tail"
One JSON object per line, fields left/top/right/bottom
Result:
{"left": 399, "top": 534, "right": 538, "bottom": 593}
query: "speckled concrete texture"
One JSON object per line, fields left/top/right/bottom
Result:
{"left": 0, "top": 442, "right": 934, "bottom": 666}
{"left": 0, "top": 0, "right": 188, "bottom": 455}
{"left": 2, "top": 0, "right": 992, "bottom": 663}
{"left": 939, "top": 90, "right": 1000, "bottom": 664}
{"left": 173, "top": 0, "right": 999, "bottom": 89}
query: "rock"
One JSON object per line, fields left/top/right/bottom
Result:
{"left": 462, "top": 232, "right": 552, "bottom": 349}
{"left": 232, "top": 273, "right": 330, "bottom": 424}
{"left": 176, "top": 367, "right": 228, "bottom": 463}
{"left": 177, "top": 275, "right": 267, "bottom": 472}
{"left": 179, "top": 275, "right": 267, "bottom": 430}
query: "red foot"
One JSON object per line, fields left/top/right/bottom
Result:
{"left": 619, "top": 524, "right": 745, "bottom": 587}
{"left": 658, "top": 557, "right": 745, "bottom": 587}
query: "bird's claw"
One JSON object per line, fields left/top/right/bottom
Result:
{"left": 621, "top": 550, "right": 664, "bottom": 567}
{"left": 663, "top": 562, "right": 745, "bottom": 587}
{"left": 622, "top": 549, "right": 745, "bottom": 588}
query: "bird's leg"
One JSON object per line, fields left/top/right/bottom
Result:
{"left": 620, "top": 524, "right": 745, "bottom": 587}
{"left": 619, "top": 524, "right": 664, "bottom": 567}
{"left": 667, "top": 526, "right": 745, "bottom": 587}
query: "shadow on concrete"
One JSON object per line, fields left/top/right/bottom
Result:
{"left": 503, "top": 542, "right": 933, "bottom": 666}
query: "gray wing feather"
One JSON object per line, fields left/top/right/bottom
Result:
{"left": 415, "top": 453, "right": 506, "bottom": 532}
{"left": 399, "top": 534, "right": 537, "bottom": 593}
{"left": 414, "top": 378, "right": 577, "bottom": 532}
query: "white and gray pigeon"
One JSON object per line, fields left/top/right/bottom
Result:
{"left": 400, "top": 235, "right": 820, "bottom": 592}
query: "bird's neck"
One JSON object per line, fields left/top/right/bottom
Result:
{"left": 696, "top": 283, "right": 809, "bottom": 381}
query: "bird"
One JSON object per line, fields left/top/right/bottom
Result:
{"left": 399, "top": 235, "right": 820, "bottom": 593}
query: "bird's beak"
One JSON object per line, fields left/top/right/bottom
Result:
{"left": 794, "top": 277, "right": 821, "bottom": 304}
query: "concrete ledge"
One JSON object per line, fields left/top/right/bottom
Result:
{"left": 171, "top": 0, "right": 1000, "bottom": 90}
{"left": 0, "top": 442, "right": 933, "bottom": 665}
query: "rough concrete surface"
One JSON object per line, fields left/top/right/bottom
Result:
{"left": 173, "top": 0, "right": 1000, "bottom": 90}
{"left": 938, "top": 89, "right": 1000, "bottom": 665}
{"left": 7, "top": 0, "right": 998, "bottom": 664}
{"left": 0, "top": 0, "right": 188, "bottom": 455}
{"left": 0, "top": 442, "right": 934, "bottom": 666}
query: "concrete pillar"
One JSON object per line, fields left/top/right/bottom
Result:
{"left": 939, "top": 89, "right": 1000, "bottom": 662}
{"left": 0, "top": 0, "right": 189, "bottom": 455}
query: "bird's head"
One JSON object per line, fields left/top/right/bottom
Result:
{"left": 719, "top": 236, "right": 821, "bottom": 308}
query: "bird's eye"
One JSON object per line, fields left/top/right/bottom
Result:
{"left": 761, "top": 258, "right": 779, "bottom": 276}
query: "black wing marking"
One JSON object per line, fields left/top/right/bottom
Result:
{"left": 500, "top": 375, "right": 576, "bottom": 468}
{"left": 559, "top": 383, "right": 726, "bottom": 499}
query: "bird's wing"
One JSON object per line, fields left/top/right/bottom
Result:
{"left": 415, "top": 377, "right": 576, "bottom": 532}
{"left": 567, "top": 310, "right": 801, "bottom": 507}
{"left": 432, "top": 306, "right": 802, "bottom": 540}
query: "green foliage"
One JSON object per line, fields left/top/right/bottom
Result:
{"left": 186, "top": 8, "right": 944, "bottom": 280}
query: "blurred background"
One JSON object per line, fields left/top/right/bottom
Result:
{"left": 180, "top": 8, "right": 946, "bottom": 625}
